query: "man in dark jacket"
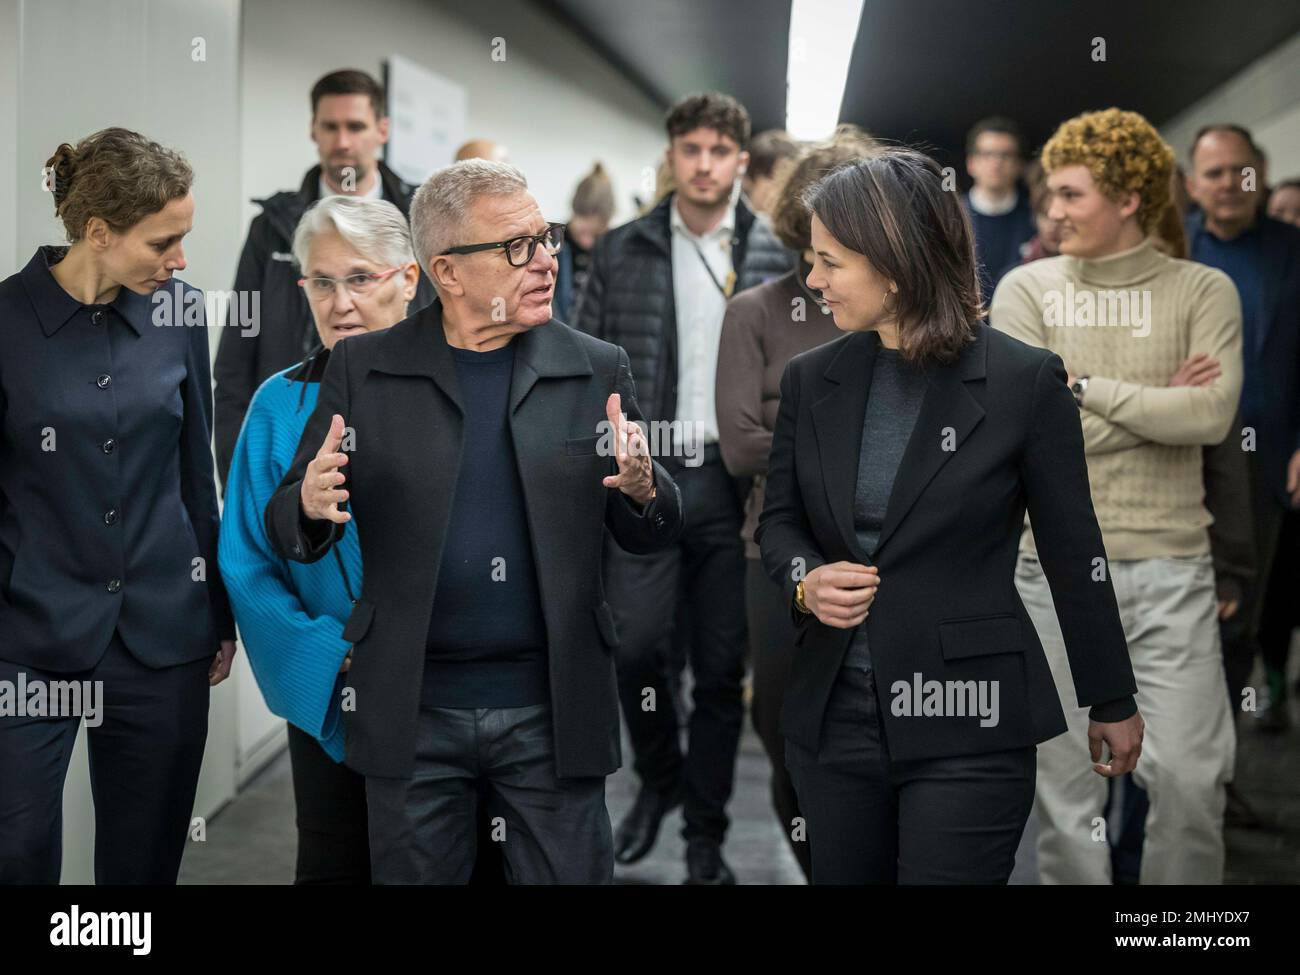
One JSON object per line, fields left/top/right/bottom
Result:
{"left": 265, "top": 159, "right": 683, "bottom": 884}
{"left": 214, "top": 68, "right": 434, "bottom": 487}
{"left": 572, "top": 92, "right": 791, "bottom": 883}
{"left": 1186, "top": 124, "right": 1300, "bottom": 731}
{"left": 962, "top": 117, "right": 1037, "bottom": 304}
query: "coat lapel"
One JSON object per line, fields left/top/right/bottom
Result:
{"left": 509, "top": 319, "right": 594, "bottom": 414}
{"left": 811, "top": 332, "right": 878, "bottom": 560}
{"left": 873, "top": 328, "right": 987, "bottom": 556}
{"left": 370, "top": 299, "right": 465, "bottom": 413}
{"left": 810, "top": 327, "right": 989, "bottom": 562}
{"left": 508, "top": 321, "right": 597, "bottom": 617}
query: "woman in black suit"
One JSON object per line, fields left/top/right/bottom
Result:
{"left": 756, "top": 148, "right": 1144, "bottom": 884}
{"left": 0, "top": 128, "right": 234, "bottom": 883}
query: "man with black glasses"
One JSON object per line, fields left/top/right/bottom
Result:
{"left": 266, "top": 159, "right": 683, "bottom": 884}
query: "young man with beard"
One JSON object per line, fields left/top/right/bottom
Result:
{"left": 214, "top": 69, "right": 434, "bottom": 488}
{"left": 573, "top": 91, "right": 792, "bottom": 883}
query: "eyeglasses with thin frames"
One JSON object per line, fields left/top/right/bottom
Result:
{"left": 298, "top": 265, "right": 407, "bottom": 301}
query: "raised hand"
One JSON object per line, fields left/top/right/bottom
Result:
{"left": 601, "top": 393, "right": 655, "bottom": 506}
{"left": 300, "top": 414, "right": 352, "bottom": 523}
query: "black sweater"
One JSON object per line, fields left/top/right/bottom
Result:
{"left": 423, "top": 342, "right": 549, "bottom": 708}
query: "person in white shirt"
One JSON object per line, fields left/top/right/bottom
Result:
{"left": 572, "top": 91, "right": 792, "bottom": 883}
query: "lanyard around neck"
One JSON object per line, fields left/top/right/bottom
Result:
{"left": 679, "top": 227, "right": 737, "bottom": 299}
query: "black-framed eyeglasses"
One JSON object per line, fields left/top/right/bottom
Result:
{"left": 440, "top": 222, "right": 566, "bottom": 267}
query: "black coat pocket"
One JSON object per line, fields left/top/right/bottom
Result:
{"left": 937, "top": 614, "right": 1023, "bottom": 661}
{"left": 565, "top": 435, "right": 602, "bottom": 456}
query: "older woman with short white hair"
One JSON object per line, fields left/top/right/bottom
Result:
{"left": 218, "top": 195, "right": 418, "bottom": 883}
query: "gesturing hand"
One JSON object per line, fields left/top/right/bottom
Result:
{"left": 602, "top": 393, "right": 655, "bottom": 506}
{"left": 300, "top": 414, "right": 352, "bottom": 523}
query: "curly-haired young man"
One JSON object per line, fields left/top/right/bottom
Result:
{"left": 990, "top": 108, "right": 1243, "bottom": 884}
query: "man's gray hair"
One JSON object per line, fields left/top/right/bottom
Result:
{"left": 292, "top": 195, "right": 416, "bottom": 272}
{"left": 409, "top": 159, "right": 528, "bottom": 278}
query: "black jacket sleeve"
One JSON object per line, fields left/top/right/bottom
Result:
{"left": 755, "top": 360, "right": 827, "bottom": 625}
{"left": 265, "top": 333, "right": 351, "bottom": 564}
{"left": 214, "top": 215, "right": 270, "bottom": 490}
{"left": 1021, "top": 353, "right": 1138, "bottom": 719}
{"left": 180, "top": 316, "right": 235, "bottom": 642}
{"left": 604, "top": 347, "right": 682, "bottom": 553}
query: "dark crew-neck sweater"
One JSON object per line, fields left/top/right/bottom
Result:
{"left": 965, "top": 191, "right": 1037, "bottom": 303}
{"left": 843, "top": 347, "right": 928, "bottom": 671}
{"left": 423, "top": 342, "right": 550, "bottom": 708}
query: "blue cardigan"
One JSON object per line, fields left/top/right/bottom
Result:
{"left": 218, "top": 351, "right": 361, "bottom": 762}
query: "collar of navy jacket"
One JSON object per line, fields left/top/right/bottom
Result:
{"left": 23, "top": 245, "right": 149, "bottom": 338}
{"left": 368, "top": 296, "right": 595, "bottom": 415}
{"left": 811, "top": 324, "right": 988, "bottom": 563}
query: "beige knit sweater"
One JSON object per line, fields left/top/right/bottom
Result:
{"left": 991, "top": 238, "right": 1243, "bottom": 560}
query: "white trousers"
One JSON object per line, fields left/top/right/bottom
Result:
{"left": 1015, "top": 553, "right": 1235, "bottom": 884}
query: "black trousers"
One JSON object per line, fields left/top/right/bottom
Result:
{"left": 288, "top": 723, "right": 506, "bottom": 885}
{"left": 0, "top": 630, "right": 209, "bottom": 884}
{"left": 606, "top": 446, "right": 748, "bottom": 844}
{"left": 785, "top": 663, "right": 1035, "bottom": 884}
{"left": 1258, "top": 510, "right": 1299, "bottom": 682}
{"left": 745, "top": 558, "right": 812, "bottom": 881}
{"left": 286, "top": 724, "right": 370, "bottom": 884}
{"left": 365, "top": 702, "right": 612, "bottom": 884}
{"left": 1221, "top": 453, "right": 1288, "bottom": 709}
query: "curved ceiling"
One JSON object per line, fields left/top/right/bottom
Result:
{"left": 540, "top": 0, "right": 1300, "bottom": 166}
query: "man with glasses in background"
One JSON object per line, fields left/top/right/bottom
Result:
{"left": 214, "top": 68, "right": 434, "bottom": 490}
{"left": 963, "top": 116, "right": 1037, "bottom": 304}
{"left": 264, "top": 159, "right": 683, "bottom": 884}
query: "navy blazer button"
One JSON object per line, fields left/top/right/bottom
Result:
{"left": 106, "top": 578, "right": 121, "bottom": 593}
{"left": 101, "top": 439, "right": 116, "bottom": 454}
{"left": 104, "top": 509, "right": 118, "bottom": 525}
{"left": 90, "top": 309, "right": 104, "bottom": 326}
{"left": 96, "top": 374, "right": 111, "bottom": 389}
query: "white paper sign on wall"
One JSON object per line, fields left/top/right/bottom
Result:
{"left": 384, "top": 54, "right": 468, "bottom": 184}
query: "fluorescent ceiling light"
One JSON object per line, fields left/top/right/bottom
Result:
{"left": 786, "top": 0, "right": 866, "bottom": 141}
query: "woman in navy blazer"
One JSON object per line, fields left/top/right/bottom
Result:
{"left": 756, "top": 149, "right": 1144, "bottom": 884}
{"left": 0, "top": 128, "right": 235, "bottom": 884}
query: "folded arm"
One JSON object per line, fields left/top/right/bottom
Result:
{"left": 1021, "top": 354, "right": 1138, "bottom": 717}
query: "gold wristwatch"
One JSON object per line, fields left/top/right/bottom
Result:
{"left": 794, "top": 579, "right": 811, "bottom": 614}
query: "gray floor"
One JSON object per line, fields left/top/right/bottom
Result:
{"left": 181, "top": 674, "right": 1297, "bottom": 885}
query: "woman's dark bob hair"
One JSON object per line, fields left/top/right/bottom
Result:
{"left": 803, "top": 147, "right": 981, "bottom": 362}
